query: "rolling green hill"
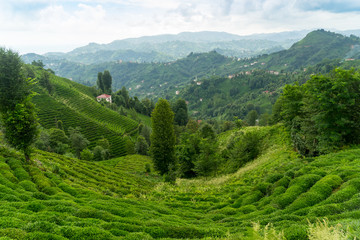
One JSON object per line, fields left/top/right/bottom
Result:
{"left": 30, "top": 67, "right": 140, "bottom": 157}
{"left": 0, "top": 124, "right": 359, "bottom": 239}
{"left": 258, "top": 29, "right": 360, "bottom": 71}
{"left": 22, "top": 30, "right": 360, "bottom": 104}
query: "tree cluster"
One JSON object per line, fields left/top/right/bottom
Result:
{"left": 35, "top": 126, "right": 111, "bottom": 161}
{"left": 0, "top": 48, "right": 38, "bottom": 161}
{"left": 97, "top": 70, "right": 112, "bottom": 94}
{"left": 113, "top": 87, "right": 155, "bottom": 117}
{"left": 273, "top": 68, "right": 360, "bottom": 156}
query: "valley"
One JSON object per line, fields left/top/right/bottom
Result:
{"left": 0, "top": 28, "right": 360, "bottom": 240}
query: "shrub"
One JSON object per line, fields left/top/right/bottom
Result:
{"left": 80, "top": 149, "right": 93, "bottom": 161}
{"left": 23, "top": 221, "right": 56, "bottom": 233}
{"left": 287, "top": 175, "right": 342, "bottom": 211}
{"left": 19, "top": 180, "right": 37, "bottom": 192}
{"left": 265, "top": 173, "right": 283, "bottom": 183}
{"left": 309, "top": 204, "right": 342, "bottom": 216}
{"left": 273, "top": 174, "right": 321, "bottom": 209}
{"left": 244, "top": 190, "right": 264, "bottom": 205}
{"left": 238, "top": 205, "right": 257, "bottom": 214}
{"left": 71, "top": 227, "right": 113, "bottom": 240}
{"left": 26, "top": 232, "right": 66, "bottom": 240}
{"left": 283, "top": 224, "right": 308, "bottom": 240}
{"left": 0, "top": 228, "right": 27, "bottom": 240}
{"left": 0, "top": 217, "right": 23, "bottom": 228}
{"left": 26, "top": 202, "right": 46, "bottom": 212}
{"left": 58, "top": 183, "right": 78, "bottom": 196}
{"left": 123, "top": 232, "right": 153, "bottom": 240}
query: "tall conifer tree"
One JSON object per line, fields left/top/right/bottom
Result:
{"left": 150, "top": 99, "right": 176, "bottom": 175}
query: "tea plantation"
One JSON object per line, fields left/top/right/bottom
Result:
{"left": 31, "top": 68, "right": 139, "bottom": 157}
{"left": 0, "top": 125, "right": 359, "bottom": 239}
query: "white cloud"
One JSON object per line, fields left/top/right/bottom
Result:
{"left": 1, "top": 0, "right": 360, "bottom": 54}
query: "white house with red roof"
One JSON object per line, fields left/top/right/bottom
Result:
{"left": 96, "top": 94, "right": 112, "bottom": 104}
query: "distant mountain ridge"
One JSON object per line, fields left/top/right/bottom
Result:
{"left": 22, "top": 30, "right": 312, "bottom": 65}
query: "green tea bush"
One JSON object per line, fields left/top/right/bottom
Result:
{"left": 0, "top": 228, "right": 27, "bottom": 240}
{"left": 0, "top": 169, "right": 17, "bottom": 183}
{"left": 75, "top": 207, "right": 115, "bottom": 222}
{"left": 23, "top": 221, "right": 56, "bottom": 233}
{"left": 287, "top": 175, "right": 342, "bottom": 211}
{"left": 26, "top": 202, "right": 46, "bottom": 212}
{"left": 242, "top": 190, "right": 264, "bottom": 206}
{"left": 272, "top": 186, "right": 286, "bottom": 196}
{"left": 101, "top": 222, "right": 142, "bottom": 232}
{"left": 0, "top": 217, "right": 23, "bottom": 228}
{"left": 58, "top": 183, "right": 78, "bottom": 197}
{"left": 70, "top": 227, "right": 114, "bottom": 240}
{"left": 123, "top": 232, "right": 153, "bottom": 240}
{"left": 144, "top": 226, "right": 167, "bottom": 238}
{"left": 273, "top": 176, "right": 291, "bottom": 189}
{"left": 238, "top": 204, "right": 257, "bottom": 214}
{"left": 340, "top": 195, "right": 360, "bottom": 211}
{"left": 273, "top": 174, "right": 321, "bottom": 209}
{"left": 7, "top": 158, "right": 30, "bottom": 181}
{"left": 308, "top": 204, "right": 342, "bottom": 216}
{"left": 255, "top": 182, "right": 272, "bottom": 195}
{"left": 19, "top": 180, "right": 37, "bottom": 192}
{"left": 265, "top": 173, "right": 284, "bottom": 183}
{"left": 32, "top": 192, "right": 49, "bottom": 200}
{"left": 283, "top": 224, "right": 308, "bottom": 240}
{"left": 26, "top": 232, "right": 66, "bottom": 240}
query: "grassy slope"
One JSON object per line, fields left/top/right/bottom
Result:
{"left": 0, "top": 125, "right": 359, "bottom": 239}
{"left": 31, "top": 68, "right": 139, "bottom": 157}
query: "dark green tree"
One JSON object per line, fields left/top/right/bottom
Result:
{"left": 246, "top": 110, "right": 259, "bottom": 126}
{"left": 97, "top": 72, "right": 104, "bottom": 92}
{"left": 68, "top": 127, "right": 89, "bottom": 158}
{"left": 102, "top": 70, "right": 112, "bottom": 94}
{"left": 173, "top": 99, "right": 188, "bottom": 126}
{"left": 0, "top": 48, "right": 39, "bottom": 161}
{"left": 135, "top": 136, "right": 149, "bottom": 155}
{"left": 150, "top": 99, "right": 176, "bottom": 175}
{"left": 39, "top": 70, "right": 53, "bottom": 94}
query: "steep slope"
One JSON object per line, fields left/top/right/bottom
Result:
{"left": 261, "top": 29, "right": 360, "bottom": 70}
{"left": 0, "top": 125, "right": 360, "bottom": 239}
{"left": 31, "top": 67, "right": 139, "bottom": 157}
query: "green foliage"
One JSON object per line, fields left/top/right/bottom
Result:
{"left": 246, "top": 110, "right": 258, "bottom": 126}
{"left": 193, "top": 138, "right": 219, "bottom": 177}
{"left": 68, "top": 127, "right": 90, "bottom": 159}
{"left": 2, "top": 97, "right": 38, "bottom": 161}
{"left": 38, "top": 71, "right": 53, "bottom": 94}
{"left": 80, "top": 148, "right": 94, "bottom": 161}
{"left": 225, "top": 130, "right": 261, "bottom": 173}
{"left": 0, "top": 48, "right": 39, "bottom": 161}
{"left": 274, "top": 68, "right": 360, "bottom": 156}
{"left": 102, "top": 70, "right": 112, "bottom": 94}
{"left": 150, "top": 99, "right": 176, "bottom": 175}
{"left": 135, "top": 136, "right": 149, "bottom": 155}
{"left": 173, "top": 99, "right": 188, "bottom": 126}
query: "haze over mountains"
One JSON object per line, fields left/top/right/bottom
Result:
{"left": 23, "top": 30, "right": 310, "bottom": 65}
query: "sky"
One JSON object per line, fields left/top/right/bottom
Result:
{"left": 1, "top": 0, "right": 360, "bottom": 54}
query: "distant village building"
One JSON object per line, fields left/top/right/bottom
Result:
{"left": 96, "top": 94, "right": 112, "bottom": 104}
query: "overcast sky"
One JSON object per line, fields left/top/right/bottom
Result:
{"left": 1, "top": 0, "right": 360, "bottom": 54}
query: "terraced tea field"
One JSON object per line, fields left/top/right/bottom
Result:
{"left": 31, "top": 69, "right": 139, "bottom": 157}
{"left": 0, "top": 125, "right": 359, "bottom": 239}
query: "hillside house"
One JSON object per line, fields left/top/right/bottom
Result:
{"left": 96, "top": 94, "right": 112, "bottom": 104}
